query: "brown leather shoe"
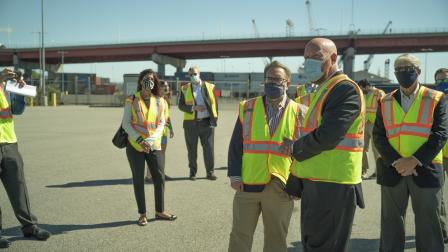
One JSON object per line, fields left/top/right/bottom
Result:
{"left": 137, "top": 216, "right": 148, "bottom": 226}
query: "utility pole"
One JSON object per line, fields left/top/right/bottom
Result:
{"left": 57, "top": 51, "right": 68, "bottom": 94}
{"left": 41, "top": 0, "right": 47, "bottom": 106}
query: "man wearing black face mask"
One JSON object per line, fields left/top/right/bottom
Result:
{"left": 435, "top": 67, "right": 448, "bottom": 243}
{"left": 373, "top": 54, "right": 448, "bottom": 251}
{"left": 227, "top": 61, "right": 307, "bottom": 252}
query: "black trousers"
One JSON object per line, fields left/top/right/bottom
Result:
{"left": 300, "top": 180, "right": 357, "bottom": 252}
{"left": 0, "top": 143, "right": 37, "bottom": 231}
{"left": 184, "top": 120, "right": 214, "bottom": 176}
{"left": 126, "top": 144, "right": 165, "bottom": 214}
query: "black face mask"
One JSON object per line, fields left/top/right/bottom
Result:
{"left": 264, "top": 83, "right": 285, "bottom": 99}
{"left": 395, "top": 70, "right": 418, "bottom": 88}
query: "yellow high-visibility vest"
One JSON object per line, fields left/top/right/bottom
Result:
{"left": 127, "top": 92, "right": 165, "bottom": 152}
{"left": 162, "top": 99, "right": 170, "bottom": 137}
{"left": 365, "top": 87, "right": 385, "bottom": 124}
{"left": 181, "top": 82, "right": 217, "bottom": 120}
{"left": 296, "top": 84, "right": 316, "bottom": 107}
{"left": 239, "top": 96, "right": 304, "bottom": 185}
{"left": 290, "top": 74, "right": 365, "bottom": 184}
{"left": 296, "top": 85, "right": 307, "bottom": 97}
{"left": 381, "top": 86, "right": 443, "bottom": 164}
{"left": 295, "top": 93, "right": 314, "bottom": 107}
{"left": 0, "top": 83, "right": 16, "bottom": 143}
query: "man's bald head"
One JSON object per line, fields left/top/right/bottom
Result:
{"left": 304, "top": 38, "right": 337, "bottom": 59}
{"left": 303, "top": 38, "right": 339, "bottom": 84}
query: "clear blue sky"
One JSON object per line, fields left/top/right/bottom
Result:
{"left": 1, "top": 0, "right": 447, "bottom": 83}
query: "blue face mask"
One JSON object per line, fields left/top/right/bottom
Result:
{"left": 304, "top": 58, "right": 324, "bottom": 82}
{"left": 395, "top": 70, "right": 418, "bottom": 88}
{"left": 190, "top": 75, "right": 200, "bottom": 84}
{"left": 264, "top": 83, "right": 285, "bottom": 99}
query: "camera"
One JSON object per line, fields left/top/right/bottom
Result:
{"left": 6, "top": 71, "right": 23, "bottom": 84}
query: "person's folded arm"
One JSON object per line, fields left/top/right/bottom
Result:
{"left": 178, "top": 89, "right": 194, "bottom": 113}
{"left": 292, "top": 82, "right": 361, "bottom": 161}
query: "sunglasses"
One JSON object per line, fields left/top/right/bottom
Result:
{"left": 394, "top": 66, "right": 418, "bottom": 73}
{"left": 189, "top": 73, "right": 198, "bottom": 77}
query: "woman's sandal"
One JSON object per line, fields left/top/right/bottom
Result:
{"left": 155, "top": 213, "right": 177, "bottom": 221}
{"left": 137, "top": 216, "right": 148, "bottom": 226}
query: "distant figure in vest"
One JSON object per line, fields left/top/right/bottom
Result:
{"left": 295, "top": 81, "right": 317, "bottom": 107}
{"left": 284, "top": 38, "right": 365, "bottom": 252}
{"left": 359, "top": 79, "right": 385, "bottom": 179}
{"left": 145, "top": 80, "right": 174, "bottom": 183}
{"left": 228, "top": 61, "right": 307, "bottom": 252}
{"left": 373, "top": 54, "right": 448, "bottom": 251}
{"left": 0, "top": 68, "right": 51, "bottom": 249}
{"left": 122, "top": 69, "right": 177, "bottom": 226}
{"left": 179, "top": 66, "right": 218, "bottom": 181}
{"left": 435, "top": 67, "right": 448, "bottom": 243}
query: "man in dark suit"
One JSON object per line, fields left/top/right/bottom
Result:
{"left": 373, "top": 54, "right": 448, "bottom": 252}
{"left": 178, "top": 66, "right": 218, "bottom": 180}
{"left": 284, "top": 38, "right": 365, "bottom": 252}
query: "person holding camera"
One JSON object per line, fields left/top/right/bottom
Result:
{"left": 121, "top": 69, "right": 176, "bottom": 226}
{"left": 0, "top": 68, "right": 51, "bottom": 248}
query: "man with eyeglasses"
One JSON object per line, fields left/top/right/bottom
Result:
{"left": 435, "top": 67, "right": 448, "bottom": 244}
{"left": 373, "top": 55, "right": 448, "bottom": 251}
{"left": 228, "top": 61, "right": 306, "bottom": 252}
{"left": 284, "top": 38, "right": 365, "bottom": 251}
{"left": 179, "top": 66, "right": 218, "bottom": 181}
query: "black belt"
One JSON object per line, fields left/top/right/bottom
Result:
{"left": 196, "top": 117, "right": 210, "bottom": 122}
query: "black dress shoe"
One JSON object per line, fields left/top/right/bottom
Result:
{"left": 206, "top": 174, "right": 217, "bottom": 180}
{"left": 155, "top": 214, "right": 177, "bottom": 221}
{"left": 0, "top": 237, "right": 10, "bottom": 248}
{"left": 23, "top": 225, "right": 51, "bottom": 241}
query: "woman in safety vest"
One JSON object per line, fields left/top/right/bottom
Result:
{"left": 121, "top": 69, "right": 177, "bottom": 226}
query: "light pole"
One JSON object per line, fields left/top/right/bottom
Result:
{"left": 421, "top": 48, "right": 433, "bottom": 84}
{"left": 40, "top": 0, "right": 46, "bottom": 106}
{"left": 57, "top": 51, "right": 68, "bottom": 94}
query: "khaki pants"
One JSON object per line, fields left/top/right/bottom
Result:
{"left": 362, "top": 123, "right": 380, "bottom": 175}
{"left": 228, "top": 178, "right": 293, "bottom": 252}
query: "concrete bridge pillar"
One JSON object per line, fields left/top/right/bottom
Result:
{"left": 343, "top": 47, "right": 356, "bottom": 79}
{"left": 157, "top": 63, "right": 165, "bottom": 78}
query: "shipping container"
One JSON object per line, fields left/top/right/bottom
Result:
{"left": 123, "top": 74, "right": 139, "bottom": 97}
{"left": 214, "top": 73, "right": 249, "bottom": 81}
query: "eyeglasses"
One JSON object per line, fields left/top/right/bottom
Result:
{"left": 189, "top": 73, "right": 198, "bottom": 77}
{"left": 264, "top": 77, "right": 288, "bottom": 84}
{"left": 394, "top": 66, "right": 418, "bottom": 73}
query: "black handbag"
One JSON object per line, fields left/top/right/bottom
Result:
{"left": 112, "top": 125, "right": 128, "bottom": 149}
{"left": 112, "top": 95, "right": 134, "bottom": 149}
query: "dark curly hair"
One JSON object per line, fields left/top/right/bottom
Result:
{"left": 137, "top": 69, "right": 160, "bottom": 96}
